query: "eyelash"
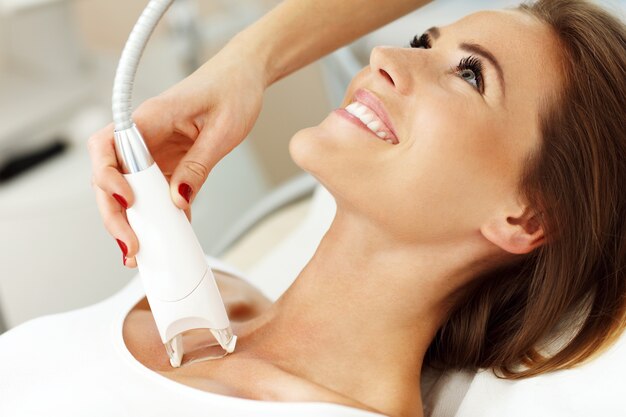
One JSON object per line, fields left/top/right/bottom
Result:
{"left": 410, "top": 33, "right": 431, "bottom": 49}
{"left": 409, "top": 33, "right": 485, "bottom": 94}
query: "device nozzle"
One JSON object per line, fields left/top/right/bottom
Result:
{"left": 164, "top": 334, "right": 184, "bottom": 368}
{"left": 164, "top": 326, "right": 237, "bottom": 368}
{"left": 210, "top": 326, "right": 237, "bottom": 353}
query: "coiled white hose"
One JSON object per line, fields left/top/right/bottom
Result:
{"left": 112, "top": 0, "right": 174, "bottom": 131}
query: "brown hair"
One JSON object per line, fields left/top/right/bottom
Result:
{"left": 426, "top": 0, "right": 626, "bottom": 379}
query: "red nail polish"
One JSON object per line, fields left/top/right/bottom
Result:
{"left": 116, "top": 239, "right": 128, "bottom": 257}
{"left": 123, "top": 256, "right": 127, "bottom": 266}
{"left": 178, "top": 183, "right": 192, "bottom": 203}
{"left": 112, "top": 193, "right": 128, "bottom": 209}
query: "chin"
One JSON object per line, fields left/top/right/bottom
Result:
{"left": 288, "top": 124, "right": 341, "bottom": 180}
{"left": 288, "top": 127, "right": 316, "bottom": 173}
{"left": 288, "top": 125, "right": 353, "bottom": 210}
{"left": 288, "top": 116, "right": 404, "bottom": 228}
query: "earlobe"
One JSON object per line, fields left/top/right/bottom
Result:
{"left": 481, "top": 208, "right": 545, "bottom": 255}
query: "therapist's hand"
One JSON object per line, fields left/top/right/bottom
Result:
{"left": 88, "top": 41, "right": 267, "bottom": 268}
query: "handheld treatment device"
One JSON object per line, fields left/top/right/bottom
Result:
{"left": 111, "top": 0, "right": 236, "bottom": 367}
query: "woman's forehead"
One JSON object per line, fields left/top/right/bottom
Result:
{"left": 445, "top": 9, "right": 547, "bottom": 39}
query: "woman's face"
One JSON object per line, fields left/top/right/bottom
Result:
{"left": 290, "top": 10, "right": 562, "bottom": 244}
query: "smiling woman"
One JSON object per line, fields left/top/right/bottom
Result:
{"left": 1, "top": 1, "right": 625, "bottom": 417}
{"left": 288, "top": 0, "right": 626, "bottom": 408}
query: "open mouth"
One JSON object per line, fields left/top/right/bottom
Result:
{"left": 344, "top": 89, "right": 399, "bottom": 145}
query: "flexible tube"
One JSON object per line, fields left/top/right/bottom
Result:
{"left": 112, "top": 0, "right": 174, "bottom": 131}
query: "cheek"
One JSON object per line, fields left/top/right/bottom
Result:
{"left": 411, "top": 93, "right": 515, "bottom": 189}
{"left": 382, "top": 105, "right": 519, "bottom": 239}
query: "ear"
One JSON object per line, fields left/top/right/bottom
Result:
{"left": 481, "top": 205, "right": 545, "bottom": 255}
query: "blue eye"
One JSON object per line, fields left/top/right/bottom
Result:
{"left": 459, "top": 68, "right": 478, "bottom": 88}
{"left": 411, "top": 33, "right": 485, "bottom": 94}
{"left": 456, "top": 56, "right": 484, "bottom": 93}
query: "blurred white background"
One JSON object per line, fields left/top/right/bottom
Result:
{"left": 0, "top": 0, "right": 623, "bottom": 333}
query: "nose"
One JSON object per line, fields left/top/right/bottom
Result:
{"left": 369, "top": 46, "right": 414, "bottom": 95}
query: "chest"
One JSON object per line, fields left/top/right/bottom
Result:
{"left": 122, "top": 308, "right": 365, "bottom": 409}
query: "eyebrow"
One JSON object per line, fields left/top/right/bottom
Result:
{"left": 425, "top": 26, "right": 440, "bottom": 39}
{"left": 425, "top": 26, "right": 506, "bottom": 97}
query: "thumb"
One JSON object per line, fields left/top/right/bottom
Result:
{"left": 169, "top": 134, "right": 223, "bottom": 210}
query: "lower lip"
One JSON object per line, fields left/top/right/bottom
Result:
{"left": 333, "top": 108, "right": 389, "bottom": 143}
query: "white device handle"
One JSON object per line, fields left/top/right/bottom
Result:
{"left": 124, "top": 163, "right": 233, "bottom": 352}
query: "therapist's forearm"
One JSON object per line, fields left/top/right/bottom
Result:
{"left": 230, "top": 0, "right": 432, "bottom": 86}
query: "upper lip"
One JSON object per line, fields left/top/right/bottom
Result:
{"left": 352, "top": 88, "right": 399, "bottom": 141}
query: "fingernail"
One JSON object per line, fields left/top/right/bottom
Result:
{"left": 116, "top": 238, "right": 128, "bottom": 258}
{"left": 178, "top": 183, "right": 192, "bottom": 204}
{"left": 116, "top": 239, "right": 128, "bottom": 266}
{"left": 112, "top": 193, "right": 128, "bottom": 209}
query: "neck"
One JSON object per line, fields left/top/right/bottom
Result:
{"left": 235, "top": 209, "right": 494, "bottom": 417}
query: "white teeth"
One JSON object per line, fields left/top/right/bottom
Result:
{"left": 346, "top": 102, "right": 359, "bottom": 112}
{"left": 367, "top": 121, "right": 382, "bottom": 131}
{"left": 360, "top": 114, "right": 375, "bottom": 124}
{"left": 353, "top": 104, "right": 368, "bottom": 117}
{"left": 344, "top": 101, "right": 395, "bottom": 143}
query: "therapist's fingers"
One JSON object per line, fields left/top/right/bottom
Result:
{"left": 170, "top": 98, "right": 262, "bottom": 210}
{"left": 87, "top": 123, "right": 135, "bottom": 210}
{"left": 94, "top": 185, "right": 139, "bottom": 268}
{"left": 168, "top": 138, "right": 216, "bottom": 210}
